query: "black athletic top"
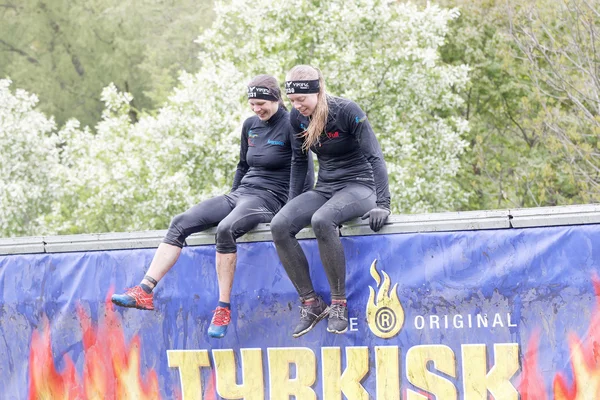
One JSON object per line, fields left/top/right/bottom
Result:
{"left": 231, "top": 106, "right": 314, "bottom": 202}
{"left": 289, "top": 97, "right": 390, "bottom": 210}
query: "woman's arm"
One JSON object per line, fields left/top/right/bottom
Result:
{"left": 288, "top": 110, "right": 310, "bottom": 200}
{"left": 346, "top": 102, "right": 391, "bottom": 210}
{"left": 231, "top": 120, "right": 251, "bottom": 192}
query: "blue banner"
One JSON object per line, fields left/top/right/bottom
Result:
{"left": 1, "top": 225, "right": 600, "bottom": 399}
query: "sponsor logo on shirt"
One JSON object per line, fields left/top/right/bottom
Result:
{"left": 248, "top": 129, "right": 258, "bottom": 147}
{"left": 267, "top": 139, "right": 285, "bottom": 147}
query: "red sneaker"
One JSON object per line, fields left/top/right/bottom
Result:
{"left": 208, "top": 306, "right": 231, "bottom": 338}
{"left": 111, "top": 285, "right": 154, "bottom": 310}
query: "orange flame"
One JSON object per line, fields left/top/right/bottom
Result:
{"left": 553, "top": 275, "right": 600, "bottom": 400}
{"left": 28, "top": 317, "right": 84, "bottom": 400}
{"left": 28, "top": 293, "right": 161, "bottom": 400}
{"left": 520, "top": 275, "right": 600, "bottom": 399}
{"left": 519, "top": 330, "right": 548, "bottom": 400}
{"left": 205, "top": 371, "right": 217, "bottom": 400}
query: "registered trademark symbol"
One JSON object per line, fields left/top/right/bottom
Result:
{"left": 375, "top": 307, "right": 397, "bottom": 333}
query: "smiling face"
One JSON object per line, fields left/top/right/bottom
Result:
{"left": 248, "top": 99, "right": 279, "bottom": 121}
{"left": 287, "top": 93, "right": 319, "bottom": 117}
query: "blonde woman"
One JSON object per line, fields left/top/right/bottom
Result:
{"left": 270, "top": 65, "right": 391, "bottom": 337}
{"left": 112, "top": 75, "right": 313, "bottom": 339}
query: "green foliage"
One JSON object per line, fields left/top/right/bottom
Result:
{"left": 510, "top": 0, "right": 600, "bottom": 204}
{"left": 0, "top": 0, "right": 213, "bottom": 128}
{"left": 2, "top": 0, "right": 470, "bottom": 237}
{"left": 14, "top": 0, "right": 600, "bottom": 236}
{"left": 4, "top": 0, "right": 600, "bottom": 235}
{"left": 429, "top": 0, "right": 587, "bottom": 209}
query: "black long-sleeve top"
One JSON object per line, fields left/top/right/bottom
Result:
{"left": 289, "top": 97, "right": 390, "bottom": 209}
{"left": 231, "top": 106, "right": 314, "bottom": 202}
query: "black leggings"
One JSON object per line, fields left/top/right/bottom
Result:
{"left": 270, "top": 183, "right": 376, "bottom": 300}
{"left": 164, "top": 187, "right": 283, "bottom": 253}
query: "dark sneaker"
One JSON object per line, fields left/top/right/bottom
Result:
{"left": 208, "top": 306, "right": 231, "bottom": 338}
{"left": 327, "top": 303, "right": 348, "bottom": 334}
{"left": 111, "top": 286, "right": 154, "bottom": 310}
{"left": 292, "top": 297, "right": 329, "bottom": 338}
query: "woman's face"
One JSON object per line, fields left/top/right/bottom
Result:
{"left": 287, "top": 93, "right": 319, "bottom": 117}
{"left": 249, "top": 99, "right": 279, "bottom": 121}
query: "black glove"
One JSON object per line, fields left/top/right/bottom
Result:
{"left": 361, "top": 207, "right": 390, "bottom": 232}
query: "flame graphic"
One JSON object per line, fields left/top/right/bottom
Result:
{"left": 28, "top": 294, "right": 161, "bottom": 400}
{"left": 366, "top": 259, "right": 404, "bottom": 338}
{"left": 519, "top": 330, "right": 548, "bottom": 400}
{"left": 520, "top": 275, "right": 600, "bottom": 399}
{"left": 29, "top": 317, "right": 85, "bottom": 399}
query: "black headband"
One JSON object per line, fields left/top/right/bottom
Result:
{"left": 247, "top": 86, "right": 279, "bottom": 101}
{"left": 285, "top": 79, "right": 320, "bottom": 94}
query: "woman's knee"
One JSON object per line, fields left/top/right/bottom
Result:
{"left": 311, "top": 212, "right": 337, "bottom": 238}
{"left": 270, "top": 213, "right": 292, "bottom": 243}
{"left": 168, "top": 212, "right": 186, "bottom": 230}
{"left": 215, "top": 222, "right": 237, "bottom": 253}
{"left": 163, "top": 213, "right": 188, "bottom": 247}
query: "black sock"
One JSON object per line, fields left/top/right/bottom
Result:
{"left": 140, "top": 283, "right": 153, "bottom": 294}
{"left": 218, "top": 301, "right": 230, "bottom": 309}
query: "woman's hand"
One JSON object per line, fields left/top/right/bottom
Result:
{"left": 361, "top": 207, "right": 390, "bottom": 232}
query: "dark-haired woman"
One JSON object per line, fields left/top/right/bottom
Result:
{"left": 271, "top": 65, "right": 391, "bottom": 337}
{"left": 112, "top": 74, "right": 313, "bottom": 339}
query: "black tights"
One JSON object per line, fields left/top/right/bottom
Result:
{"left": 164, "top": 187, "right": 282, "bottom": 253}
{"left": 270, "top": 184, "right": 376, "bottom": 300}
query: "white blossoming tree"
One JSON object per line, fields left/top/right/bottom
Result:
{"left": 196, "top": 0, "right": 471, "bottom": 213}
{"left": 41, "top": 70, "right": 244, "bottom": 234}
{"left": 0, "top": 79, "right": 59, "bottom": 237}
{"left": 4, "top": 0, "right": 470, "bottom": 236}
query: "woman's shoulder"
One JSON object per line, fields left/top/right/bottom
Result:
{"left": 289, "top": 109, "right": 311, "bottom": 135}
{"left": 328, "top": 96, "right": 364, "bottom": 117}
{"left": 241, "top": 114, "right": 261, "bottom": 130}
{"left": 288, "top": 108, "right": 304, "bottom": 124}
{"left": 328, "top": 96, "right": 361, "bottom": 110}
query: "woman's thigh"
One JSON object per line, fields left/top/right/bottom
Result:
{"left": 312, "top": 184, "right": 376, "bottom": 227}
{"left": 272, "top": 190, "right": 329, "bottom": 235}
{"left": 218, "top": 194, "right": 278, "bottom": 236}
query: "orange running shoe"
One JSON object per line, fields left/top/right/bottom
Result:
{"left": 111, "top": 285, "right": 154, "bottom": 310}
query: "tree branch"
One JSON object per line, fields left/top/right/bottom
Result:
{"left": 0, "top": 39, "right": 39, "bottom": 64}
{"left": 38, "top": 1, "right": 85, "bottom": 77}
{"left": 499, "top": 89, "right": 536, "bottom": 148}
